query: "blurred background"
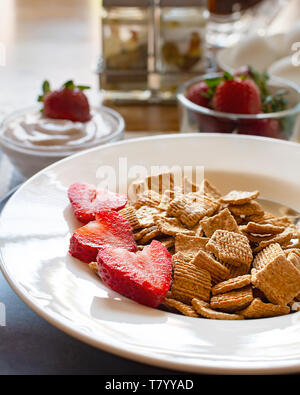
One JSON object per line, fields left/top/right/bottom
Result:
{"left": 1, "top": 0, "right": 300, "bottom": 130}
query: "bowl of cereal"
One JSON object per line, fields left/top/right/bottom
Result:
{"left": 1, "top": 133, "right": 300, "bottom": 374}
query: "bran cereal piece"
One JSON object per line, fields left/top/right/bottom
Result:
{"left": 239, "top": 298, "right": 290, "bottom": 319}
{"left": 171, "top": 252, "right": 211, "bottom": 303}
{"left": 146, "top": 171, "right": 175, "bottom": 194}
{"left": 287, "top": 252, "right": 300, "bottom": 272}
{"left": 158, "top": 189, "right": 177, "bottom": 210}
{"left": 134, "top": 190, "right": 161, "bottom": 209}
{"left": 132, "top": 171, "right": 175, "bottom": 196}
{"left": 206, "top": 230, "right": 253, "bottom": 267}
{"left": 167, "top": 193, "right": 220, "bottom": 228}
{"left": 284, "top": 248, "right": 300, "bottom": 258}
{"left": 211, "top": 275, "right": 251, "bottom": 296}
{"left": 200, "top": 208, "right": 239, "bottom": 237}
{"left": 243, "top": 233, "right": 275, "bottom": 244}
{"left": 223, "top": 262, "right": 250, "bottom": 279}
{"left": 134, "top": 225, "right": 162, "bottom": 244}
{"left": 88, "top": 261, "right": 98, "bottom": 273}
{"left": 210, "top": 285, "right": 253, "bottom": 312}
{"left": 220, "top": 190, "right": 260, "bottom": 205}
{"left": 253, "top": 227, "right": 295, "bottom": 253}
{"left": 154, "top": 215, "right": 195, "bottom": 236}
{"left": 191, "top": 249, "right": 230, "bottom": 284}
{"left": 240, "top": 221, "right": 285, "bottom": 235}
{"left": 174, "top": 234, "right": 209, "bottom": 256}
{"left": 253, "top": 243, "right": 285, "bottom": 270}
{"left": 251, "top": 251, "right": 300, "bottom": 305}
{"left": 162, "top": 298, "right": 199, "bottom": 317}
{"left": 191, "top": 298, "right": 244, "bottom": 320}
{"left": 247, "top": 213, "right": 292, "bottom": 228}
{"left": 159, "top": 237, "right": 175, "bottom": 250}
{"left": 228, "top": 201, "right": 264, "bottom": 217}
{"left": 118, "top": 206, "right": 141, "bottom": 230}
{"left": 191, "top": 221, "right": 204, "bottom": 237}
{"left": 198, "top": 179, "right": 222, "bottom": 200}
{"left": 135, "top": 206, "right": 163, "bottom": 228}
{"left": 181, "top": 176, "right": 200, "bottom": 194}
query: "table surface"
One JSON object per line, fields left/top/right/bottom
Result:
{"left": 0, "top": 0, "right": 299, "bottom": 375}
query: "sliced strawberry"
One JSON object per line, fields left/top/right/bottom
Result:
{"left": 68, "top": 182, "right": 127, "bottom": 223}
{"left": 69, "top": 210, "right": 137, "bottom": 263}
{"left": 97, "top": 240, "right": 172, "bottom": 307}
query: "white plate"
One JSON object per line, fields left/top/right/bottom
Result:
{"left": 1, "top": 133, "right": 300, "bottom": 374}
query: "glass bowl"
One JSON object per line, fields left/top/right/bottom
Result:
{"left": 176, "top": 73, "right": 300, "bottom": 141}
{"left": 0, "top": 105, "right": 125, "bottom": 178}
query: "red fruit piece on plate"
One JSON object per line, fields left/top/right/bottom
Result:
{"left": 186, "top": 81, "right": 211, "bottom": 108}
{"left": 97, "top": 240, "right": 172, "bottom": 308}
{"left": 213, "top": 78, "right": 261, "bottom": 115}
{"left": 68, "top": 182, "right": 127, "bottom": 223}
{"left": 69, "top": 210, "right": 137, "bottom": 263}
{"left": 238, "top": 118, "right": 282, "bottom": 139}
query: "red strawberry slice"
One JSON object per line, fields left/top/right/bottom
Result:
{"left": 69, "top": 210, "right": 137, "bottom": 263}
{"left": 97, "top": 240, "right": 172, "bottom": 307}
{"left": 68, "top": 182, "right": 127, "bottom": 223}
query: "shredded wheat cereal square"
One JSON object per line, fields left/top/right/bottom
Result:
{"left": 154, "top": 215, "right": 195, "bottom": 236}
{"left": 200, "top": 208, "right": 239, "bottom": 237}
{"left": 241, "top": 221, "right": 285, "bottom": 235}
{"left": 228, "top": 201, "right": 264, "bottom": 217}
{"left": 198, "top": 179, "right": 222, "bottom": 200}
{"left": 221, "top": 190, "right": 260, "bottom": 205}
{"left": 118, "top": 206, "right": 141, "bottom": 230}
{"left": 192, "top": 298, "right": 244, "bottom": 320}
{"left": 162, "top": 298, "right": 199, "bottom": 317}
{"left": 174, "top": 234, "right": 209, "bottom": 256}
{"left": 171, "top": 252, "right": 211, "bottom": 303}
{"left": 253, "top": 243, "right": 284, "bottom": 270}
{"left": 191, "top": 249, "right": 230, "bottom": 284}
{"left": 253, "top": 227, "right": 295, "bottom": 253}
{"left": 251, "top": 253, "right": 300, "bottom": 305}
{"left": 134, "top": 190, "right": 161, "bottom": 209}
{"left": 167, "top": 193, "right": 220, "bottom": 228}
{"left": 239, "top": 298, "right": 290, "bottom": 319}
{"left": 135, "top": 206, "right": 163, "bottom": 228}
{"left": 210, "top": 285, "right": 253, "bottom": 312}
{"left": 206, "top": 230, "right": 253, "bottom": 267}
{"left": 211, "top": 274, "right": 251, "bottom": 296}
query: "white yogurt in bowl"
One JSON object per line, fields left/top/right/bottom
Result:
{"left": 0, "top": 105, "right": 125, "bottom": 178}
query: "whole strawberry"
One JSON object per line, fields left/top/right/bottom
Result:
{"left": 238, "top": 118, "right": 282, "bottom": 139}
{"left": 186, "top": 81, "right": 211, "bottom": 108}
{"left": 38, "top": 80, "right": 91, "bottom": 122}
{"left": 213, "top": 78, "right": 261, "bottom": 115}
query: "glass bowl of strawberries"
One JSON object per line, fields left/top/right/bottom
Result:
{"left": 177, "top": 66, "right": 300, "bottom": 140}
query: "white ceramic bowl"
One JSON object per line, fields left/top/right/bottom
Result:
{"left": 0, "top": 105, "right": 125, "bottom": 178}
{"left": 1, "top": 134, "right": 300, "bottom": 374}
